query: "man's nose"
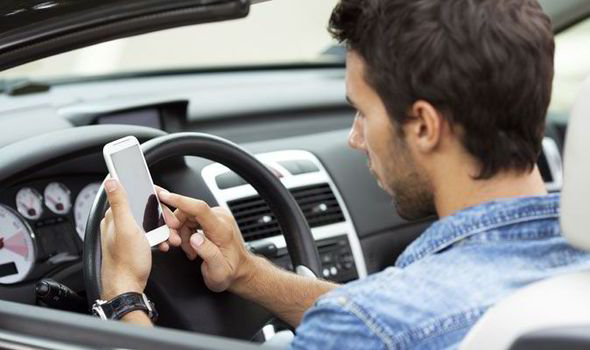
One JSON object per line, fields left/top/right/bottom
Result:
{"left": 348, "top": 114, "right": 365, "bottom": 150}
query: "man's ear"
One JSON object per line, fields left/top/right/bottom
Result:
{"left": 404, "top": 100, "right": 445, "bottom": 154}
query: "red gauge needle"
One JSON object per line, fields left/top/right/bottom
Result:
{"left": 46, "top": 196, "right": 59, "bottom": 205}
{"left": 17, "top": 201, "right": 31, "bottom": 210}
{"left": 3, "top": 233, "right": 28, "bottom": 257}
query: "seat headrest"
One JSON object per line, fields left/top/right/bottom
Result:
{"left": 561, "top": 76, "right": 590, "bottom": 251}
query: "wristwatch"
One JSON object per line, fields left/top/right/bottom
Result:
{"left": 92, "top": 292, "right": 158, "bottom": 322}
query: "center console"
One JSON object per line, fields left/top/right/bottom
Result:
{"left": 202, "top": 150, "right": 367, "bottom": 282}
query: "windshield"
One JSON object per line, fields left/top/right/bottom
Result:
{"left": 0, "top": 0, "right": 340, "bottom": 82}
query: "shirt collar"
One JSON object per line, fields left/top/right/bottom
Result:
{"left": 395, "top": 194, "right": 561, "bottom": 268}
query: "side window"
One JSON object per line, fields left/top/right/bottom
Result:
{"left": 548, "top": 18, "right": 590, "bottom": 122}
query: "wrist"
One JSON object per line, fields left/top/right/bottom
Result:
{"left": 230, "top": 253, "right": 262, "bottom": 295}
{"left": 121, "top": 310, "right": 153, "bottom": 327}
{"left": 101, "top": 280, "right": 145, "bottom": 301}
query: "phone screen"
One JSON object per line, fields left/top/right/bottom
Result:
{"left": 111, "top": 144, "right": 164, "bottom": 233}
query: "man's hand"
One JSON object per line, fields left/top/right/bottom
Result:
{"left": 155, "top": 189, "right": 339, "bottom": 327}
{"left": 100, "top": 179, "right": 151, "bottom": 301}
{"left": 156, "top": 189, "right": 253, "bottom": 293}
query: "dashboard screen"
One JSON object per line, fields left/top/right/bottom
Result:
{"left": 0, "top": 262, "right": 18, "bottom": 278}
{"left": 97, "top": 108, "right": 162, "bottom": 129}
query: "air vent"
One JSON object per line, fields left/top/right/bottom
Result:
{"left": 291, "top": 184, "right": 345, "bottom": 227}
{"left": 227, "top": 183, "right": 345, "bottom": 242}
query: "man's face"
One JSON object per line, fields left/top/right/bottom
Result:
{"left": 346, "top": 51, "right": 435, "bottom": 220}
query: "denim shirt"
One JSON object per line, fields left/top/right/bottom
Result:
{"left": 290, "top": 194, "right": 590, "bottom": 350}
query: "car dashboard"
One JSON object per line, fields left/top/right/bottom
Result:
{"left": 0, "top": 67, "right": 566, "bottom": 311}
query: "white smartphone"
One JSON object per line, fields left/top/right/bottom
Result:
{"left": 102, "top": 136, "right": 170, "bottom": 246}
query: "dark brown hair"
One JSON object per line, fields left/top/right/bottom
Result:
{"left": 329, "top": 0, "right": 555, "bottom": 179}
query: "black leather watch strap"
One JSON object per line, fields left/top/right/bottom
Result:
{"left": 92, "top": 292, "right": 157, "bottom": 322}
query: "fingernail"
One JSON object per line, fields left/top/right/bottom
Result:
{"left": 159, "top": 191, "right": 170, "bottom": 200}
{"left": 191, "top": 232, "right": 204, "bottom": 247}
{"left": 105, "top": 179, "right": 118, "bottom": 193}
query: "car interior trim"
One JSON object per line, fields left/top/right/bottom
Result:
{"left": 0, "top": 329, "right": 89, "bottom": 350}
{"left": 295, "top": 265, "right": 318, "bottom": 279}
{"left": 542, "top": 137, "right": 564, "bottom": 192}
{"left": 0, "top": 299, "right": 261, "bottom": 350}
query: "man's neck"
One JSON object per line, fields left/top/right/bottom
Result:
{"left": 434, "top": 166, "right": 548, "bottom": 218}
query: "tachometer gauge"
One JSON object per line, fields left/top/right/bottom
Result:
{"left": 16, "top": 187, "right": 44, "bottom": 220}
{"left": 44, "top": 182, "right": 72, "bottom": 215}
{"left": 0, "top": 205, "right": 36, "bottom": 284}
{"left": 74, "top": 182, "right": 101, "bottom": 240}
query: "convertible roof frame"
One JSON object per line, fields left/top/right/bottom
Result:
{"left": 0, "top": 0, "right": 250, "bottom": 72}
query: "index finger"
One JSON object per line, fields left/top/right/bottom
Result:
{"left": 161, "top": 202, "right": 181, "bottom": 229}
{"left": 155, "top": 186, "right": 182, "bottom": 229}
{"left": 158, "top": 192, "right": 221, "bottom": 233}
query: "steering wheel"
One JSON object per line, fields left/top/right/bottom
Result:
{"left": 83, "top": 132, "right": 322, "bottom": 340}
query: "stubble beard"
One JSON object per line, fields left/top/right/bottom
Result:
{"left": 386, "top": 146, "right": 436, "bottom": 221}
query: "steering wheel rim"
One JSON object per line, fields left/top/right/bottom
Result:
{"left": 83, "top": 132, "right": 321, "bottom": 338}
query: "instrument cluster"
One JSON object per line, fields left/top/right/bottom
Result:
{"left": 0, "top": 178, "right": 102, "bottom": 285}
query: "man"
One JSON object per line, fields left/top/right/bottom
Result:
{"left": 99, "top": 0, "right": 590, "bottom": 348}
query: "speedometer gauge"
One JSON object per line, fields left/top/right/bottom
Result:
{"left": 0, "top": 205, "right": 36, "bottom": 284}
{"left": 74, "top": 182, "right": 101, "bottom": 240}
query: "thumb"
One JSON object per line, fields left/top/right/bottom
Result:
{"left": 104, "top": 179, "right": 137, "bottom": 233}
{"left": 190, "top": 231, "right": 223, "bottom": 265}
